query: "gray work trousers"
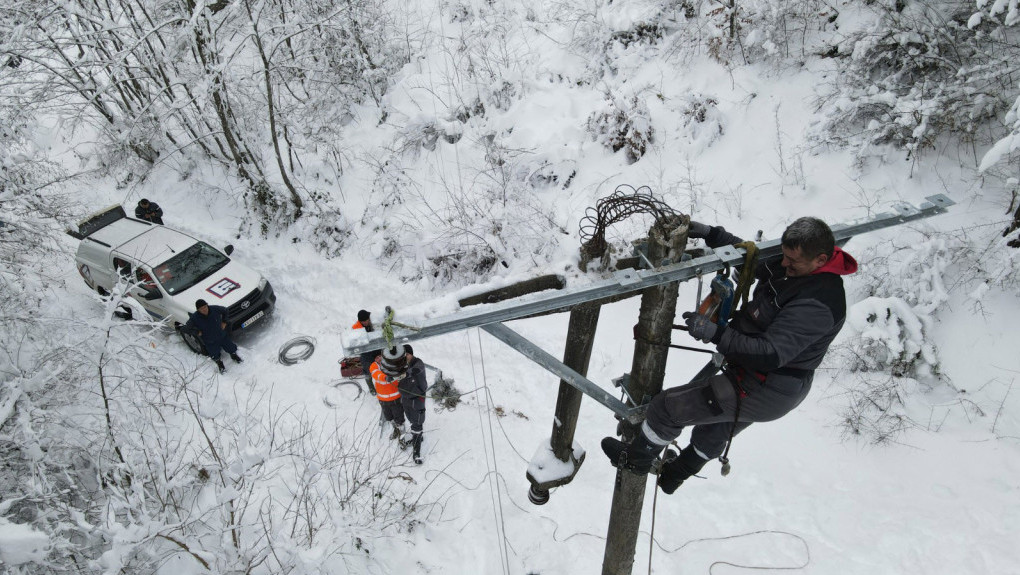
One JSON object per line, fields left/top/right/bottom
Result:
{"left": 644, "top": 362, "right": 813, "bottom": 459}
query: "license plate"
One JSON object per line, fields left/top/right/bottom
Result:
{"left": 241, "top": 310, "right": 265, "bottom": 329}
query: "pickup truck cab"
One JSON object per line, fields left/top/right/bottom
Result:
{"left": 70, "top": 205, "right": 276, "bottom": 353}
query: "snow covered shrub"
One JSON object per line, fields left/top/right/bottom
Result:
{"left": 859, "top": 235, "right": 954, "bottom": 315}
{"left": 818, "top": 0, "right": 1016, "bottom": 159}
{"left": 736, "top": 0, "right": 837, "bottom": 61}
{"left": 609, "top": 21, "right": 665, "bottom": 49}
{"left": 308, "top": 211, "right": 354, "bottom": 258}
{"left": 427, "top": 249, "right": 501, "bottom": 284}
{"left": 845, "top": 296, "right": 940, "bottom": 377}
{"left": 980, "top": 90, "right": 1020, "bottom": 180}
{"left": 586, "top": 95, "right": 655, "bottom": 163}
{"left": 844, "top": 234, "right": 958, "bottom": 378}
{"left": 524, "top": 158, "right": 579, "bottom": 189}
{"left": 825, "top": 230, "right": 987, "bottom": 443}
{"left": 678, "top": 93, "right": 724, "bottom": 149}
{"left": 399, "top": 116, "right": 465, "bottom": 156}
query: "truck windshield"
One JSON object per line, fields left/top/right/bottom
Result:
{"left": 152, "top": 242, "right": 229, "bottom": 294}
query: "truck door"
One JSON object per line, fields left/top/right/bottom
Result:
{"left": 132, "top": 266, "right": 167, "bottom": 320}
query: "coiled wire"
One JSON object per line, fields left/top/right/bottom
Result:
{"left": 279, "top": 336, "right": 316, "bottom": 365}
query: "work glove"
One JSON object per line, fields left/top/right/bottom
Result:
{"left": 682, "top": 311, "right": 717, "bottom": 344}
{"left": 688, "top": 220, "right": 711, "bottom": 239}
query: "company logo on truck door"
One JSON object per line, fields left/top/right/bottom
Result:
{"left": 207, "top": 277, "right": 241, "bottom": 298}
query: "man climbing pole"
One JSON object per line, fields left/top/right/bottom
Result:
{"left": 602, "top": 216, "right": 857, "bottom": 493}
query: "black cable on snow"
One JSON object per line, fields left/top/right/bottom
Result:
{"left": 279, "top": 336, "right": 316, "bottom": 365}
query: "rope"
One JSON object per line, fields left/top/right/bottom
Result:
{"left": 278, "top": 336, "right": 315, "bottom": 365}
{"left": 733, "top": 241, "right": 760, "bottom": 309}
{"left": 381, "top": 305, "right": 420, "bottom": 349}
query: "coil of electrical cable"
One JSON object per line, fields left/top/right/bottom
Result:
{"left": 279, "top": 336, "right": 316, "bottom": 365}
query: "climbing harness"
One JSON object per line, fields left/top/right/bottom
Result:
{"left": 672, "top": 240, "right": 762, "bottom": 477}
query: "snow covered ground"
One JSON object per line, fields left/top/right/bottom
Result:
{"left": 4, "top": 0, "right": 1020, "bottom": 573}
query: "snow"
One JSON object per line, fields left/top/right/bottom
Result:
{"left": 0, "top": 518, "right": 49, "bottom": 566}
{"left": 5, "top": 1, "right": 1020, "bottom": 574}
{"left": 527, "top": 439, "right": 585, "bottom": 484}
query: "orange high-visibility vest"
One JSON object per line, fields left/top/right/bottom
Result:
{"left": 352, "top": 321, "right": 366, "bottom": 330}
{"left": 370, "top": 362, "right": 401, "bottom": 401}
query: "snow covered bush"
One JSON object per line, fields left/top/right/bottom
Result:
{"left": 824, "top": 231, "right": 964, "bottom": 443}
{"left": 586, "top": 94, "right": 655, "bottom": 164}
{"left": 839, "top": 233, "right": 958, "bottom": 379}
{"left": 844, "top": 296, "right": 940, "bottom": 378}
{"left": 736, "top": 0, "right": 837, "bottom": 61}
{"left": 678, "top": 93, "right": 725, "bottom": 149}
{"left": 818, "top": 0, "right": 1016, "bottom": 160}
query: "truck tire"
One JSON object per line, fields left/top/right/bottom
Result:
{"left": 177, "top": 324, "right": 205, "bottom": 354}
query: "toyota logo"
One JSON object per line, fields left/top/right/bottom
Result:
{"left": 241, "top": 301, "right": 251, "bottom": 309}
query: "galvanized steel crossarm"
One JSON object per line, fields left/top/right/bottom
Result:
{"left": 480, "top": 322, "right": 642, "bottom": 422}
{"left": 344, "top": 194, "right": 954, "bottom": 356}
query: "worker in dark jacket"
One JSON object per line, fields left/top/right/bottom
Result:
{"left": 399, "top": 345, "right": 428, "bottom": 464}
{"left": 186, "top": 299, "right": 243, "bottom": 373}
{"left": 135, "top": 199, "right": 164, "bottom": 224}
{"left": 352, "top": 310, "right": 381, "bottom": 395}
{"left": 602, "top": 217, "right": 857, "bottom": 493}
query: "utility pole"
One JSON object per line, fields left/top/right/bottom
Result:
{"left": 602, "top": 215, "right": 687, "bottom": 575}
{"left": 527, "top": 302, "right": 601, "bottom": 504}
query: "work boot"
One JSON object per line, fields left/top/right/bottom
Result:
{"left": 601, "top": 431, "right": 663, "bottom": 475}
{"left": 230, "top": 353, "right": 243, "bottom": 363}
{"left": 412, "top": 433, "right": 424, "bottom": 465}
{"left": 389, "top": 422, "right": 405, "bottom": 441}
{"left": 215, "top": 359, "right": 226, "bottom": 374}
{"left": 658, "top": 445, "right": 709, "bottom": 494}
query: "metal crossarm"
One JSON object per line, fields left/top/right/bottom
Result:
{"left": 345, "top": 194, "right": 955, "bottom": 357}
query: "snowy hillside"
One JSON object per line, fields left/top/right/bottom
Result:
{"left": 2, "top": 0, "right": 1019, "bottom": 573}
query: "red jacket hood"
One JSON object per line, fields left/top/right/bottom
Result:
{"left": 813, "top": 246, "right": 857, "bottom": 276}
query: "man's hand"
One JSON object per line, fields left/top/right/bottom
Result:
{"left": 688, "top": 221, "right": 711, "bottom": 239}
{"left": 682, "top": 311, "right": 717, "bottom": 343}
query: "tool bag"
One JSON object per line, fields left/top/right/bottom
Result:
{"left": 340, "top": 356, "right": 364, "bottom": 378}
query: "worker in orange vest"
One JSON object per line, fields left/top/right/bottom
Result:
{"left": 352, "top": 310, "right": 382, "bottom": 395}
{"left": 370, "top": 345, "right": 408, "bottom": 440}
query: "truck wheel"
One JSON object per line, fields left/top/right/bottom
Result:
{"left": 177, "top": 325, "right": 205, "bottom": 354}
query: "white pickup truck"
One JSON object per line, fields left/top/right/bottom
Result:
{"left": 69, "top": 205, "right": 276, "bottom": 353}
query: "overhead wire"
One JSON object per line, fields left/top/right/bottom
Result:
{"left": 475, "top": 330, "right": 514, "bottom": 573}
{"left": 467, "top": 329, "right": 512, "bottom": 575}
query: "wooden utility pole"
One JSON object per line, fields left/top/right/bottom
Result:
{"left": 525, "top": 302, "right": 602, "bottom": 503}
{"left": 550, "top": 303, "right": 601, "bottom": 461}
{"left": 602, "top": 216, "right": 686, "bottom": 575}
